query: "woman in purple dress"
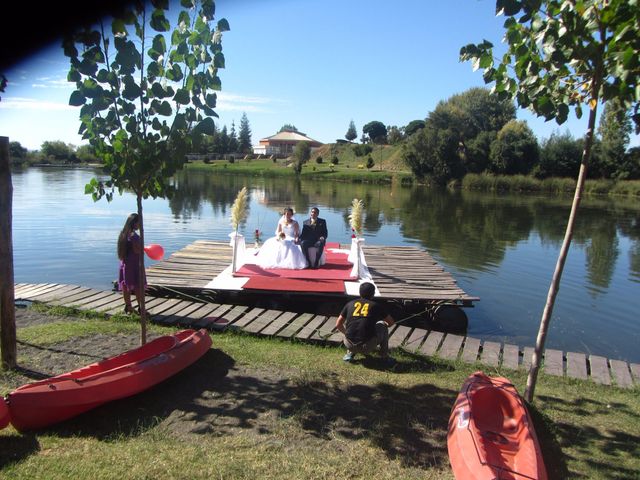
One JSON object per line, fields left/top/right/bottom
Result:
{"left": 117, "top": 213, "right": 145, "bottom": 314}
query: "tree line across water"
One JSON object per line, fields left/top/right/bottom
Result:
{"left": 8, "top": 86, "right": 640, "bottom": 185}
{"left": 350, "top": 87, "right": 640, "bottom": 185}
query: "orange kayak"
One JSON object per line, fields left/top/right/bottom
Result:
{"left": 6, "top": 329, "right": 211, "bottom": 432}
{"left": 0, "top": 397, "right": 9, "bottom": 430}
{"left": 447, "top": 371, "right": 548, "bottom": 480}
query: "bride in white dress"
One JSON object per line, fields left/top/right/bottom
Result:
{"left": 254, "top": 208, "right": 309, "bottom": 269}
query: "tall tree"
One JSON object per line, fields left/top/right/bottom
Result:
{"left": 238, "top": 112, "right": 252, "bottom": 152}
{"left": 293, "top": 141, "right": 310, "bottom": 175}
{"left": 387, "top": 125, "right": 404, "bottom": 145}
{"left": 404, "top": 119, "right": 425, "bottom": 137}
{"left": 596, "top": 99, "right": 633, "bottom": 179}
{"left": 279, "top": 124, "right": 298, "bottom": 132}
{"left": 403, "top": 87, "right": 515, "bottom": 181}
{"left": 228, "top": 120, "right": 239, "bottom": 153}
{"left": 345, "top": 120, "right": 357, "bottom": 142}
{"left": 489, "top": 120, "right": 539, "bottom": 175}
{"left": 64, "top": 0, "right": 229, "bottom": 344}
{"left": 9, "top": 141, "right": 27, "bottom": 160}
{"left": 362, "top": 121, "right": 387, "bottom": 144}
{"left": 461, "top": 0, "right": 640, "bottom": 402}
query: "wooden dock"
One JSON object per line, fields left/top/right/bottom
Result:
{"left": 144, "top": 240, "right": 479, "bottom": 305}
{"left": 13, "top": 283, "right": 640, "bottom": 389}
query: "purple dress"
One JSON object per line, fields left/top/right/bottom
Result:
{"left": 118, "top": 233, "right": 145, "bottom": 292}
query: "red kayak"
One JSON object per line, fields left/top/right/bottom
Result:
{"left": 0, "top": 398, "right": 9, "bottom": 430}
{"left": 6, "top": 329, "right": 211, "bottom": 432}
{"left": 447, "top": 371, "right": 548, "bottom": 480}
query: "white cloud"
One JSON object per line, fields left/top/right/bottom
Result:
{"left": 0, "top": 97, "right": 75, "bottom": 111}
{"left": 216, "top": 91, "right": 285, "bottom": 113}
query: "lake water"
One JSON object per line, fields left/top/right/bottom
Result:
{"left": 9, "top": 166, "right": 640, "bottom": 363}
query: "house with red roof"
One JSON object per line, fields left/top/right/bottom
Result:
{"left": 253, "top": 129, "right": 323, "bottom": 156}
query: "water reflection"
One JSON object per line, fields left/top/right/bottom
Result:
{"left": 10, "top": 167, "right": 640, "bottom": 362}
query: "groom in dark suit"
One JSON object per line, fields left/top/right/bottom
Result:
{"left": 299, "top": 207, "right": 328, "bottom": 269}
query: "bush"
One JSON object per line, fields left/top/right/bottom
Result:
{"left": 228, "top": 157, "right": 235, "bottom": 164}
{"left": 315, "top": 156, "right": 323, "bottom": 164}
{"left": 353, "top": 144, "right": 373, "bottom": 157}
{"left": 331, "top": 156, "right": 339, "bottom": 165}
{"left": 366, "top": 156, "right": 375, "bottom": 169}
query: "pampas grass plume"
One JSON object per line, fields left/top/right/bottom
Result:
{"left": 230, "top": 186, "right": 249, "bottom": 230}
{"left": 349, "top": 198, "right": 364, "bottom": 236}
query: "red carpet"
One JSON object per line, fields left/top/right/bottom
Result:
{"left": 243, "top": 276, "right": 345, "bottom": 293}
{"left": 235, "top": 245, "right": 355, "bottom": 281}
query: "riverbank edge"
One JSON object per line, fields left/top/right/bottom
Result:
{"left": 184, "top": 160, "right": 640, "bottom": 198}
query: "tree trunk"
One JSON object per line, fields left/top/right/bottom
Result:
{"left": 0, "top": 136, "right": 17, "bottom": 369}
{"left": 137, "top": 194, "right": 147, "bottom": 345}
{"left": 524, "top": 106, "right": 599, "bottom": 402}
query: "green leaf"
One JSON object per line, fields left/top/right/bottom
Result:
{"left": 78, "top": 58, "right": 98, "bottom": 76}
{"left": 112, "top": 19, "right": 127, "bottom": 36}
{"left": 193, "top": 116, "right": 215, "bottom": 135}
{"left": 202, "top": 0, "right": 216, "bottom": 19}
{"left": 214, "top": 52, "right": 225, "bottom": 68}
{"left": 151, "top": 9, "right": 170, "bottom": 32}
{"left": 174, "top": 88, "right": 190, "bottom": 105}
{"left": 152, "top": 82, "right": 171, "bottom": 98}
{"left": 209, "top": 75, "right": 221, "bottom": 91}
{"left": 172, "top": 113, "right": 188, "bottom": 131}
{"left": 152, "top": 0, "right": 169, "bottom": 9}
{"left": 152, "top": 34, "right": 167, "bottom": 56}
{"left": 114, "top": 39, "right": 140, "bottom": 74}
{"left": 157, "top": 100, "right": 172, "bottom": 116}
{"left": 67, "top": 68, "right": 81, "bottom": 82}
{"left": 217, "top": 18, "right": 230, "bottom": 32}
{"left": 69, "top": 90, "right": 86, "bottom": 106}
{"left": 205, "top": 92, "right": 217, "bottom": 108}
{"left": 122, "top": 76, "right": 142, "bottom": 100}
{"left": 203, "top": 105, "right": 218, "bottom": 117}
{"left": 147, "top": 61, "right": 161, "bottom": 79}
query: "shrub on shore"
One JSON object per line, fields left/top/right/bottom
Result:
{"left": 462, "top": 173, "right": 640, "bottom": 197}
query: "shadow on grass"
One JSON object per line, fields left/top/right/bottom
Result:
{"left": 10, "top": 343, "right": 630, "bottom": 476}
{"left": 0, "top": 434, "right": 40, "bottom": 469}
{"left": 527, "top": 403, "right": 570, "bottom": 480}
{"left": 536, "top": 394, "right": 640, "bottom": 480}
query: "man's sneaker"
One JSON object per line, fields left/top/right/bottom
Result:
{"left": 343, "top": 351, "right": 355, "bottom": 362}
{"left": 381, "top": 356, "right": 396, "bottom": 368}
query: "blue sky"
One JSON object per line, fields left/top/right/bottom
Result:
{"left": 1, "top": 0, "right": 638, "bottom": 151}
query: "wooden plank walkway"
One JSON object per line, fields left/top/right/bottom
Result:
{"left": 13, "top": 283, "right": 639, "bottom": 388}
{"left": 144, "top": 240, "right": 479, "bottom": 305}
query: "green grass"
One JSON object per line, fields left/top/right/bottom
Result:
{"left": 185, "top": 143, "right": 414, "bottom": 185}
{"left": 2, "top": 307, "right": 639, "bottom": 479}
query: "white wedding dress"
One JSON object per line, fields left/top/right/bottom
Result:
{"left": 254, "top": 219, "right": 308, "bottom": 269}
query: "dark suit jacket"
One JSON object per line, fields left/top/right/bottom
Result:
{"left": 300, "top": 218, "right": 328, "bottom": 243}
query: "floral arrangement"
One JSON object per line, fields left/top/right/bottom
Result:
{"left": 230, "top": 186, "right": 249, "bottom": 231}
{"left": 348, "top": 198, "right": 364, "bottom": 237}
{"left": 278, "top": 231, "right": 286, "bottom": 241}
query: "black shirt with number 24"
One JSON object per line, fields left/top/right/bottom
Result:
{"left": 340, "top": 297, "right": 387, "bottom": 345}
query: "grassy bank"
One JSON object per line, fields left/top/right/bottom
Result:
{"left": 185, "top": 143, "right": 414, "bottom": 185}
{"left": 1, "top": 305, "right": 638, "bottom": 479}
{"left": 460, "top": 173, "right": 640, "bottom": 197}
{"left": 185, "top": 151, "right": 640, "bottom": 198}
